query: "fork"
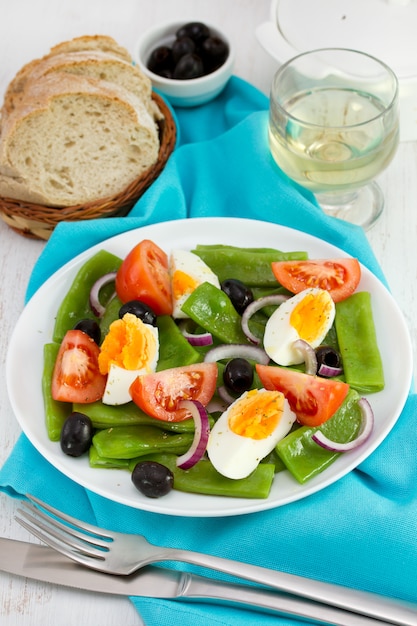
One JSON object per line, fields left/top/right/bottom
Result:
{"left": 15, "top": 494, "right": 417, "bottom": 624}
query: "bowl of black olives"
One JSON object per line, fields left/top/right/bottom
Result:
{"left": 135, "top": 20, "right": 234, "bottom": 107}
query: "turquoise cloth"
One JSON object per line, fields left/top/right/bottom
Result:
{"left": 2, "top": 76, "right": 416, "bottom": 625}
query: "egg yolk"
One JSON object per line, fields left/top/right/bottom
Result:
{"left": 98, "top": 313, "right": 157, "bottom": 374}
{"left": 173, "top": 269, "right": 198, "bottom": 299}
{"left": 289, "top": 290, "right": 333, "bottom": 343}
{"left": 228, "top": 389, "right": 285, "bottom": 440}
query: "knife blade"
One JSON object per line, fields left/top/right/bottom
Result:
{"left": 0, "top": 537, "right": 413, "bottom": 626}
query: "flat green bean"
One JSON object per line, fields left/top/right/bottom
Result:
{"left": 92, "top": 425, "right": 194, "bottom": 459}
{"left": 99, "top": 295, "right": 123, "bottom": 341}
{"left": 42, "top": 343, "right": 72, "bottom": 441}
{"left": 53, "top": 250, "right": 122, "bottom": 343}
{"left": 276, "top": 389, "right": 362, "bottom": 483}
{"left": 74, "top": 400, "right": 214, "bottom": 431}
{"left": 89, "top": 445, "right": 131, "bottom": 469}
{"left": 156, "top": 315, "right": 202, "bottom": 370}
{"left": 129, "top": 453, "right": 275, "bottom": 499}
{"left": 335, "top": 292, "right": 384, "bottom": 393}
{"left": 192, "top": 245, "right": 308, "bottom": 287}
{"left": 181, "top": 282, "right": 254, "bottom": 344}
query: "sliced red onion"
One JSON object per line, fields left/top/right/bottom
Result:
{"left": 217, "top": 385, "right": 236, "bottom": 407}
{"left": 176, "top": 400, "right": 210, "bottom": 470}
{"left": 89, "top": 272, "right": 117, "bottom": 318}
{"left": 293, "top": 339, "right": 318, "bottom": 375}
{"left": 317, "top": 363, "right": 343, "bottom": 378}
{"left": 312, "top": 397, "right": 374, "bottom": 452}
{"left": 204, "top": 343, "right": 270, "bottom": 365}
{"left": 178, "top": 320, "right": 213, "bottom": 347}
{"left": 207, "top": 396, "right": 230, "bottom": 414}
{"left": 241, "top": 294, "right": 290, "bottom": 344}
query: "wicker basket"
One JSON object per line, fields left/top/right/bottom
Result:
{"left": 0, "top": 92, "right": 177, "bottom": 240}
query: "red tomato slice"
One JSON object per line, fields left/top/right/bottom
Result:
{"left": 115, "top": 239, "right": 173, "bottom": 315}
{"left": 256, "top": 364, "right": 349, "bottom": 427}
{"left": 52, "top": 330, "right": 107, "bottom": 403}
{"left": 130, "top": 363, "right": 218, "bottom": 422}
{"left": 271, "top": 258, "right": 361, "bottom": 303}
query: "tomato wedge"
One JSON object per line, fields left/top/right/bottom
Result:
{"left": 52, "top": 330, "right": 107, "bottom": 403}
{"left": 130, "top": 363, "right": 218, "bottom": 422}
{"left": 256, "top": 364, "right": 349, "bottom": 427}
{"left": 271, "top": 258, "right": 361, "bottom": 303}
{"left": 115, "top": 239, "right": 173, "bottom": 315}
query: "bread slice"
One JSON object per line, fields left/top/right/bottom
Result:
{"left": 0, "top": 73, "right": 160, "bottom": 207}
{"left": 49, "top": 35, "right": 133, "bottom": 62}
{"left": 3, "top": 50, "right": 157, "bottom": 118}
{"left": 2, "top": 35, "right": 133, "bottom": 115}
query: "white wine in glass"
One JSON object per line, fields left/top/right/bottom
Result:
{"left": 268, "top": 49, "right": 399, "bottom": 229}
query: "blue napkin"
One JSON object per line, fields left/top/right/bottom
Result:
{"left": 2, "top": 76, "right": 416, "bottom": 626}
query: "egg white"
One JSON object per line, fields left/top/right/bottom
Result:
{"left": 101, "top": 324, "right": 159, "bottom": 406}
{"left": 170, "top": 249, "right": 220, "bottom": 318}
{"left": 263, "top": 287, "right": 335, "bottom": 366}
{"left": 206, "top": 389, "right": 296, "bottom": 479}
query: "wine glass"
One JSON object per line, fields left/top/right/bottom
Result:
{"left": 268, "top": 48, "right": 399, "bottom": 229}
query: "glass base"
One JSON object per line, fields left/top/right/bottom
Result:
{"left": 315, "top": 182, "right": 384, "bottom": 230}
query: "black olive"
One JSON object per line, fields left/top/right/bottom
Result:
{"left": 176, "top": 22, "right": 210, "bottom": 46}
{"left": 221, "top": 278, "right": 254, "bottom": 315}
{"left": 119, "top": 300, "right": 157, "bottom": 327}
{"left": 73, "top": 319, "right": 101, "bottom": 345}
{"left": 147, "top": 22, "right": 228, "bottom": 82}
{"left": 223, "top": 358, "right": 254, "bottom": 394}
{"left": 173, "top": 53, "right": 205, "bottom": 80}
{"left": 201, "top": 36, "right": 229, "bottom": 72}
{"left": 172, "top": 36, "right": 196, "bottom": 64}
{"left": 147, "top": 45, "right": 174, "bottom": 75}
{"left": 158, "top": 68, "right": 174, "bottom": 79}
{"left": 60, "top": 412, "right": 94, "bottom": 457}
{"left": 315, "top": 346, "right": 343, "bottom": 375}
{"left": 131, "top": 461, "right": 174, "bottom": 498}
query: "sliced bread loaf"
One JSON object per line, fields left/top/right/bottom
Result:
{"left": 0, "top": 72, "right": 160, "bottom": 207}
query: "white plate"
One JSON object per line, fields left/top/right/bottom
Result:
{"left": 6, "top": 218, "right": 413, "bottom": 517}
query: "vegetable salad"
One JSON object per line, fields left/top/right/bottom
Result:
{"left": 43, "top": 241, "right": 384, "bottom": 500}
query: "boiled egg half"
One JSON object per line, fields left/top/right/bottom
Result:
{"left": 98, "top": 312, "right": 159, "bottom": 405}
{"left": 207, "top": 388, "right": 296, "bottom": 479}
{"left": 170, "top": 249, "right": 220, "bottom": 318}
{"left": 263, "top": 287, "right": 335, "bottom": 366}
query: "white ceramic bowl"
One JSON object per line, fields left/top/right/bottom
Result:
{"left": 135, "top": 20, "right": 235, "bottom": 107}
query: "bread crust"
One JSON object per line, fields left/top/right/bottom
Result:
{"left": 3, "top": 50, "right": 155, "bottom": 115}
{"left": 49, "top": 35, "right": 133, "bottom": 62}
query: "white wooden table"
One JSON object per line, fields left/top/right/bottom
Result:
{"left": 0, "top": 1, "right": 416, "bottom": 623}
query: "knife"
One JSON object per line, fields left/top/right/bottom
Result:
{"left": 0, "top": 537, "right": 414, "bottom": 626}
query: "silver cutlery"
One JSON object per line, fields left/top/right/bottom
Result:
{"left": 0, "top": 536, "right": 394, "bottom": 626}
{"left": 14, "top": 494, "right": 417, "bottom": 625}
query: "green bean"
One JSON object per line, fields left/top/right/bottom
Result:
{"left": 92, "top": 425, "right": 194, "bottom": 459}
{"left": 42, "top": 343, "right": 72, "bottom": 441}
{"left": 99, "top": 294, "right": 123, "bottom": 341}
{"left": 129, "top": 453, "right": 275, "bottom": 499}
{"left": 53, "top": 250, "right": 122, "bottom": 343}
{"left": 276, "top": 389, "right": 362, "bottom": 483}
{"left": 74, "top": 400, "right": 214, "bottom": 431}
{"left": 335, "top": 292, "right": 384, "bottom": 393}
{"left": 192, "top": 245, "right": 308, "bottom": 287}
{"left": 181, "top": 282, "right": 254, "bottom": 344}
{"left": 156, "top": 315, "right": 202, "bottom": 370}
{"left": 89, "top": 445, "right": 131, "bottom": 469}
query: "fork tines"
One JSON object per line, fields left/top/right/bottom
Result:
{"left": 15, "top": 494, "right": 111, "bottom": 564}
